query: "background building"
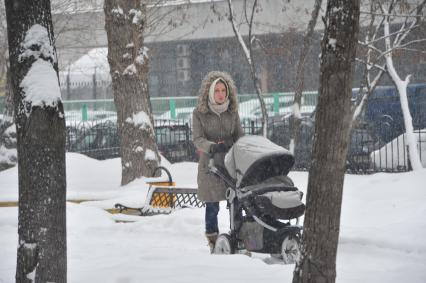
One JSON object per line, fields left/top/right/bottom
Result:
{"left": 52, "top": 0, "right": 426, "bottom": 100}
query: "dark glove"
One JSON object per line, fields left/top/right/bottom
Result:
{"left": 210, "top": 143, "right": 228, "bottom": 154}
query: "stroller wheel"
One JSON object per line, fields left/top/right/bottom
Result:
{"left": 281, "top": 235, "right": 300, "bottom": 264}
{"left": 213, "top": 234, "right": 234, "bottom": 254}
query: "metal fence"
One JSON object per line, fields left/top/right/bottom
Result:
{"left": 242, "top": 117, "right": 426, "bottom": 173}
{"left": 66, "top": 119, "right": 197, "bottom": 163}
{"left": 65, "top": 115, "right": 425, "bottom": 173}
{"left": 3, "top": 86, "right": 425, "bottom": 173}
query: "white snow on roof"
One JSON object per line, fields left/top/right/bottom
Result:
{"left": 59, "top": 48, "right": 110, "bottom": 85}
{"left": 65, "top": 48, "right": 109, "bottom": 75}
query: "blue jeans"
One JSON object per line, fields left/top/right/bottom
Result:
{"left": 205, "top": 202, "right": 220, "bottom": 234}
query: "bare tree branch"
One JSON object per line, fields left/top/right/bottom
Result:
{"left": 394, "top": 47, "right": 426, "bottom": 53}
{"left": 290, "top": 0, "right": 322, "bottom": 155}
{"left": 227, "top": 0, "right": 268, "bottom": 137}
{"left": 355, "top": 58, "right": 387, "bottom": 72}
{"left": 363, "top": 24, "right": 419, "bottom": 45}
{"left": 359, "top": 11, "right": 426, "bottom": 18}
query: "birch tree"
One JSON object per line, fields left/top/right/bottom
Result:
{"left": 353, "top": 0, "right": 425, "bottom": 170}
{"left": 5, "top": 0, "right": 67, "bottom": 282}
{"left": 104, "top": 0, "right": 161, "bottom": 185}
{"left": 226, "top": 0, "right": 268, "bottom": 137}
{"left": 352, "top": 0, "right": 386, "bottom": 126}
{"left": 293, "top": 1, "right": 360, "bottom": 282}
{"left": 380, "top": 0, "right": 424, "bottom": 170}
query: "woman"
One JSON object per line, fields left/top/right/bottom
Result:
{"left": 192, "top": 71, "right": 244, "bottom": 253}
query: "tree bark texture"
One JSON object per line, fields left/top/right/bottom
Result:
{"left": 293, "top": 1, "right": 360, "bottom": 283}
{"left": 5, "top": 1, "right": 67, "bottom": 282}
{"left": 104, "top": 0, "right": 160, "bottom": 185}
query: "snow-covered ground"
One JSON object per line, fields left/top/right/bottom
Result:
{"left": 0, "top": 153, "right": 425, "bottom": 283}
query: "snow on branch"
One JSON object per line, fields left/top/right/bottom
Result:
{"left": 227, "top": 0, "right": 251, "bottom": 65}
{"left": 355, "top": 58, "right": 386, "bottom": 72}
{"left": 362, "top": 24, "right": 419, "bottom": 46}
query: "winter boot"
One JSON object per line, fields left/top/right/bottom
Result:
{"left": 206, "top": 232, "right": 218, "bottom": 254}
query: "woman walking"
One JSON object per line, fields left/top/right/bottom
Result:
{"left": 192, "top": 71, "right": 244, "bottom": 253}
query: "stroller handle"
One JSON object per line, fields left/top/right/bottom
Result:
{"left": 207, "top": 152, "right": 236, "bottom": 189}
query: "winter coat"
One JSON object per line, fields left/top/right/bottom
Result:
{"left": 192, "top": 71, "right": 244, "bottom": 202}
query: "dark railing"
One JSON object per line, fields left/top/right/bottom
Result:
{"left": 226, "top": 116, "right": 425, "bottom": 173}
{"left": 66, "top": 116, "right": 425, "bottom": 174}
{"left": 66, "top": 119, "right": 197, "bottom": 163}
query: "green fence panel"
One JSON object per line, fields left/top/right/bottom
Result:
{"left": 169, "top": 99, "right": 176, "bottom": 119}
{"left": 82, "top": 104, "right": 88, "bottom": 121}
{"left": 273, "top": 93, "right": 280, "bottom": 116}
{"left": 0, "top": 96, "right": 4, "bottom": 114}
{"left": 61, "top": 91, "right": 319, "bottom": 123}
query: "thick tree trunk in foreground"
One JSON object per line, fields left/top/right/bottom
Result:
{"left": 104, "top": 0, "right": 160, "bottom": 186}
{"left": 293, "top": 1, "right": 360, "bottom": 283}
{"left": 5, "top": 1, "right": 67, "bottom": 282}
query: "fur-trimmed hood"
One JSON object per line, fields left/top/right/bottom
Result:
{"left": 196, "top": 71, "right": 238, "bottom": 113}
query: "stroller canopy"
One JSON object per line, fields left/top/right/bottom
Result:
{"left": 225, "top": 135, "right": 295, "bottom": 187}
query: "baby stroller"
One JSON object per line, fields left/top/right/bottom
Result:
{"left": 209, "top": 135, "right": 305, "bottom": 263}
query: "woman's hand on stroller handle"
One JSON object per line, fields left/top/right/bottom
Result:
{"left": 210, "top": 142, "right": 228, "bottom": 154}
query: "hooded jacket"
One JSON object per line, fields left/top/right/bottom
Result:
{"left": 192, "top": 71, "right": 244, "bottom": 202}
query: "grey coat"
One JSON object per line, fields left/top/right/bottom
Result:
{"left": 192, "top": 71, "right": 244, "bottom": 202}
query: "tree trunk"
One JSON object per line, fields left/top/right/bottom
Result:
{"left": 383, "top": 19, "right": 423, "bottom": 171}
{"left": 291, "top": 0, "right": 322, "bottom": 157}
{"left": 5, "top": 1, "right": 67, "bottom": 282}
{"left": 293, "top": 1, "right": 360, "bottom": 283}
{"left": 104, "top": 0, "right": 160, "bottom": 185}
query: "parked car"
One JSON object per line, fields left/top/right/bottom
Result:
{"left": 239, "top": 97, "right": 315, "bottom": 123}
{"left": 154, "top": 107, "right": 194, "bottom": 122}
{"left": 362, "top": 83, "right": 426, "bottom": 144}
{"left": 251, "top": 111, "right": 381, "bottom": 172}
{"left": 67, "top": 119, "right": 197, "bottom": 162}
{"left": 67, "top": 120, "right": 120, "bottom": 160}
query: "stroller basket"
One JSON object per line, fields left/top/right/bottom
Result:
{"left": 239, "top": 175, "right": 305, "bottom": 220}
{"left": 252, "top": 191, "right": 305, "bottom": 219}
